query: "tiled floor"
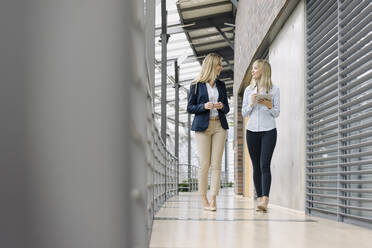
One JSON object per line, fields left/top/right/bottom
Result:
{"left": 150, "top": 188, "right": 372, "bottom": 248}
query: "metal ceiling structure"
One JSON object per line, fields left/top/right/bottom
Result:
{"left": 177, "top": 0, "right": 236, "bottom": 96}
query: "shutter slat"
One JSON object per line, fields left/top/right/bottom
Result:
{"left": 306, "top": 0, "right": 372, "bottom": 227}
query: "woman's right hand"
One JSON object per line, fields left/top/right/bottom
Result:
{"left": 204, "top": 102, "right": 214, "bottom": 110}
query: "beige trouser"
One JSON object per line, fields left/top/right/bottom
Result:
{"left": 195, "top": 119, "right": 227, "bottom": 196}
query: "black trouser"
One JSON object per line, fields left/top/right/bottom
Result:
{"left": 246, "top": 128, "right": 277, "bottom": 197}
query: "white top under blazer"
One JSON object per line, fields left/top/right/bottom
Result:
{"left": 206, "top": 82, "right": 219, "bottom": 118}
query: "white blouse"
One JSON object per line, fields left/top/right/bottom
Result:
{"left": 242, "top": 84, "right": 280, "bottom": 132}
{"left": 206, "top": 82, "right": 219, "bottom": 117}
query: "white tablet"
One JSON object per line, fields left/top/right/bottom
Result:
{"left": 256, "top": 94, "right": 272, "bottom": 101}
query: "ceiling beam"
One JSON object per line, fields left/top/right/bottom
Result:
{"left": 180, "top": 1, "right": 232, "bottom": 12}
{"left": 155, "top": 22, "right": 196, "bottom": 36}
{"left": 229, "top": 0, "right": 238, "bottom": 8}
{"left": 183, "top": 12, "right": 233, "bottom": 24}
{"left": 218, "top": 70, "right": 233, "bottom": 79}
{"left": 182, "top": 15, "right": 233, "bottom": 31}
{"left": 193, "top": 39, "right": 231, "bottom": 48}
{"left": 197, "top": 47, "right": 234, "bottom": 61}
{"left": 217, "top": 52, "right": 234, "bottom": 72}
{"left": 190, "top": 30, "right": 234, "bottom": 40}
{"left": 215, "top": 26, "right": 234, "bottom": 50}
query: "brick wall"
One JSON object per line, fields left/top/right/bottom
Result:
{"left": 234, "top": 94, "right": 244, "bottom": 194}
{"left": 234, "top": 0, "right": 287, "bottom": 92}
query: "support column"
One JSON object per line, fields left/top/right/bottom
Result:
{"left": 187, "top": 91, "right": 192, "bottom": 191}
{"left": 174, "top": 61, "right": 179, "bottom": 194}
{"left": 161, "top": 0, "right": 168, "bottom": 199}
{"left": 160, "top": 0, "right": 167, "bottom": 144}
{"left": 225, "top": 139, "right": 229, "bottom": 185}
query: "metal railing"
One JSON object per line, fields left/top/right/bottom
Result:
{"left": 221, "top": 171, "right": 230, "bottom": 188}
{"left": 147, "top": 114, "right": 179, "bottom": 223}
{"left": 178, "top": 163, "right": 232, "bottom": 192}
{"left": 178, "top": 163, "right": 199, "bottom": 192}
{"left": 146, "top": 48, "right": 178, "bottom": 240}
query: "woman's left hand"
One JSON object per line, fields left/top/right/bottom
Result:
{"left": 258, "top": 99, "right": 272, "bottom": 109}
{"left": 214, "top": 102, "right": 224, "bottom": 109}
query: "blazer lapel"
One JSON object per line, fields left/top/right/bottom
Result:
{"left": 201, "top": 82, "right": 208, "bottom": 101}
{"left": 216, "top": 81, "right": 223, "bottom": 101}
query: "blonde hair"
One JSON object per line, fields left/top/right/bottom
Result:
{"left": 249, "top": 59, "right": 273, "bottom": 93}
{"left": 192, "top": 53, "right": 222, "bottom": 92}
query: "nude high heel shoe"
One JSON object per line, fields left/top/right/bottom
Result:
{"left": 201, "top": 195, "right": 210, "bottom": 210}
{"left": 256, "top": 197, "right": 263, "bottom": 211}
{"left": 257, "top": 196, "right": 269, "bottom": 212}
{"left": 206, "top": 196, "right": 217, "bottom": 211}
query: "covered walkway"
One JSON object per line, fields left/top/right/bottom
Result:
{"left": 2, "top": 0, "right": 372, "bottom": 247}
{"left": 150, "top": 188, "right": 372, "bottom": 248}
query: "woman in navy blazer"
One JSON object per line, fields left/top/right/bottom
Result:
{"left": 187, "top": 53, "right": 229, "bottom": 211}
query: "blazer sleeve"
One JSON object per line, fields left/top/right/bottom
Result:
{"left": 187, "top": 84, "right": 207, "bottom": 114}
{"left": 219, "top": 82, "right": 230, "bottom": 114}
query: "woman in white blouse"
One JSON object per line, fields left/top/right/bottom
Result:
{"left": 242, "top": 59, "right": 280, "bottom": 212}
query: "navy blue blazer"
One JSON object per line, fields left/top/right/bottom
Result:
{"left": 187, "top": 80, "right": 230, "bottom": 131}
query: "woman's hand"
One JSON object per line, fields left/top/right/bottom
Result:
{"left": 214, "top": 102, "right": 224, "bottom": 109}
{"left": 251, "top": 93, "right": 257, "bottom": 106}
{"left": 258, "top": 99, "right": 272, "bottom": 109}
{"left": 204, "top": 102, "right": 214, "bottom": 110}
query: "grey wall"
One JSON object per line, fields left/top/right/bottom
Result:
{"left": 26, "top": 1, "right": 131, "bottom": 247}
{"left": 0, "top": 0, "right": 149, "bottom": 247}
{"left": 268, "top": 0, "right": 306, "bottom": 211}
{"left": 0, "top": 1, "right": 27, "bottom": 247}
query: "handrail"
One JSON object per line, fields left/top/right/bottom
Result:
{"left": 179, "top": 163, "right": 199, "bottom": 192}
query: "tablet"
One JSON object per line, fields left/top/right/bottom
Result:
{"left": 256, "top": 94, "right": 272, "bottom": 101}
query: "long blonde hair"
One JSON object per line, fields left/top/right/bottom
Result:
{"left": 249, "top": 59, "right": 273, "bottom": 93}
{"left": 192, "top": 53, "right": 222, "bottom": 92}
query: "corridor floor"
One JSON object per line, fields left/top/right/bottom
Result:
{"left": 150, "top": 188, "right": 372, "bottom": 248}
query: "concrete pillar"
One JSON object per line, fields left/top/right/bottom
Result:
{"left": 0, "top": 0, "right": 149, "bottom": 247}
